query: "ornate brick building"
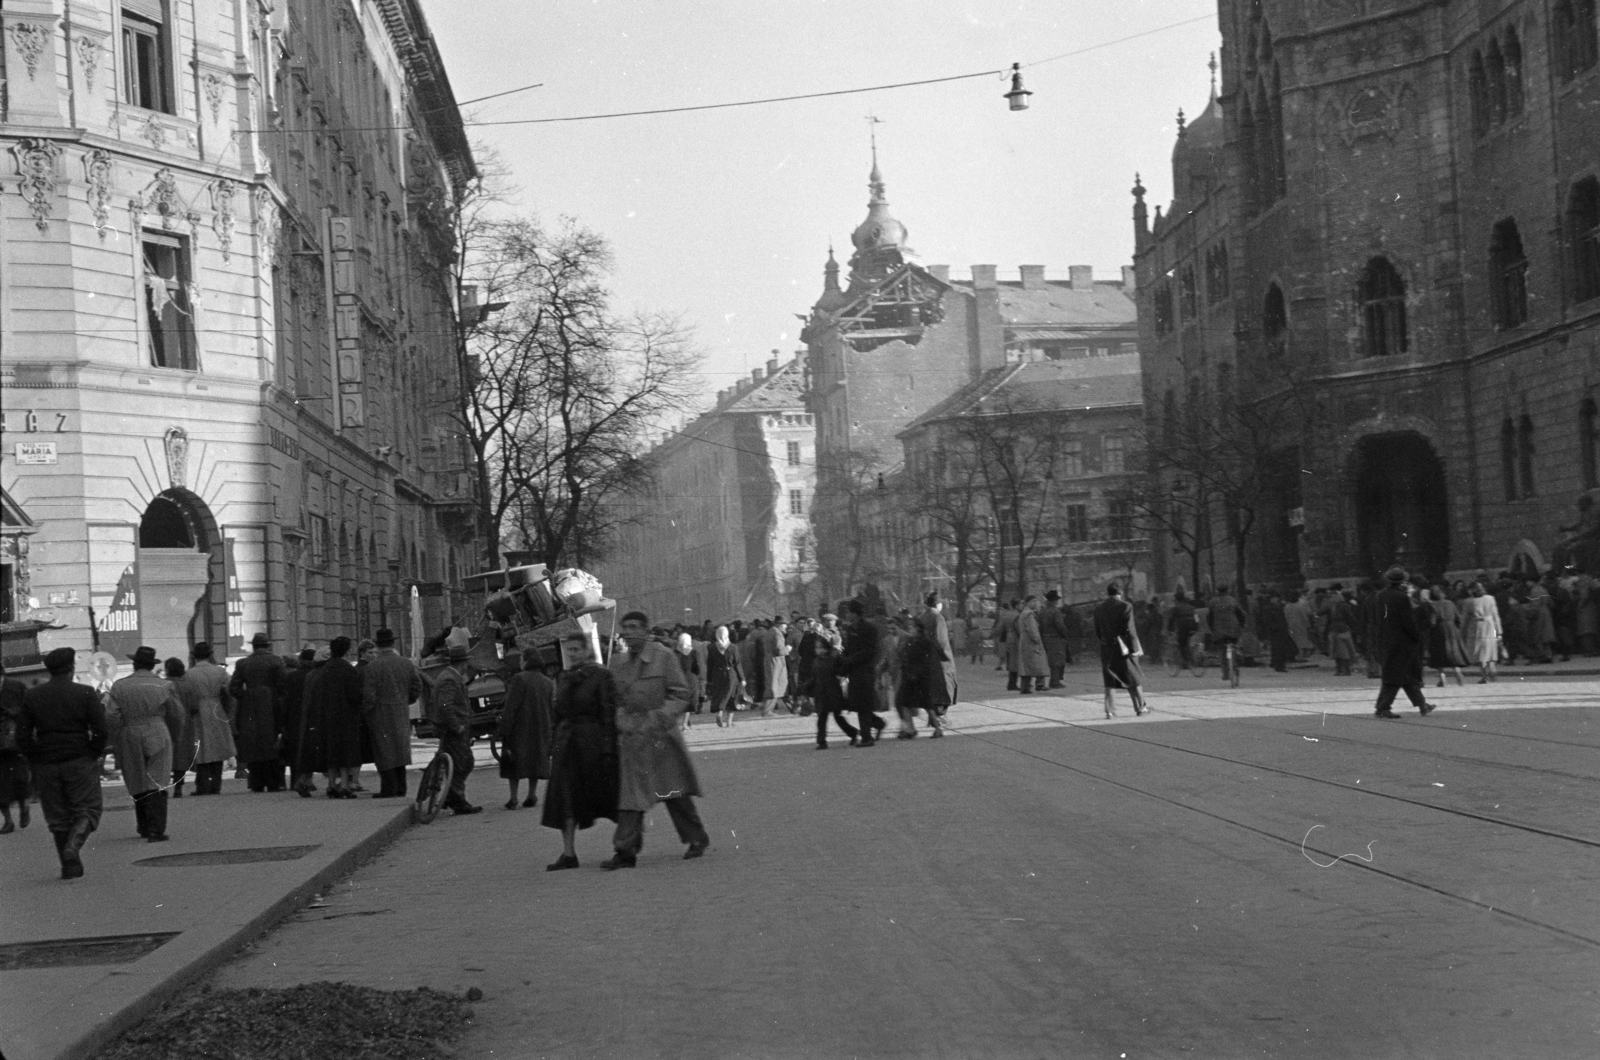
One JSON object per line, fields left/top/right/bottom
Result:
{"left": 0, "top": 0, "right": 474, "bottom": 664}
{"left": 1135, "top": 1, "right": 1600, "bottom": 590}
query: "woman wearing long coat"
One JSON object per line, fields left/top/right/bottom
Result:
{"left": 497, "top": 659, "right": 554, "bottom": 809}
{"left": 289, "top": 649, "right": 329, "bottom": 795}
{"left": 1016, "top": 599, "right": 1050, "bottom": 693}
{"left": 1423, "top": 587, "right": 1468, "bottom": 687}
{"left": 1461, "top": 582, "right": 1503, "bottom": 683}
{"left": 705, "top": 626, "right": 744, "bottom": 727}
{"left": 316, "top": 639, "right": 365, "bottom": 797}
{"left": 541, "top": 640, "right": 620, "bottom": 870}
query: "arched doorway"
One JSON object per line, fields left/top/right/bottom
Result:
{"left": 138, "top": 489, "right": 223, "bottom": 659}
{"left": 1352, "top": 432, "right": 1450, "bottom": 578}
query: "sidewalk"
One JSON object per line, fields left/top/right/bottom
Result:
{"left": 0, "top": 779, "right": 414, "bottom": 1060}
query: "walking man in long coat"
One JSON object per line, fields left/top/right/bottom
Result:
{"left": 19, "top": 648, "right": 107, "bottom": 878}
{"left": 181, "top": 642, "right": 235, "bottom": 795}
{"left": 1373, "top": 567, "right": 1436, "bottom": 719}
{"left": 840, "top": 600, "right": 887, "bottom": 746}
{"left": 432, "top": 641, "right": 483, "bottom": 815}
{"left": 603, "top": 611, "right": 710, "bottom": 869}
{"left": 1093, "top": 584, "right": 1149, "bottom": 718}
{"left": 230, "top": 632, "right": 287, "bottom": 792}
{"left": 1039, "top": 590, "right": 1073, "bottom": 688}
{"left": 107, "top": 646, "right": 185, "bottom": 842}
{"left": 362, "top": 628, "right": 421, "bottom": 798}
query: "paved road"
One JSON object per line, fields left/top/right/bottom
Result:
{"left": 194, "top": 659, "right": 1600, "bottom": 1060}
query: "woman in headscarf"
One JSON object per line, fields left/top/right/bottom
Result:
{"left": 1423, "top": 584, "right": 1467, "bottom": 687}
{"left": 676, "top": 632, "right": 702, "bottom": 730}
{"left": 541, "top": 633, "right": 619, "bottom": 870}
{"left": 497, "top": 651, "right": 554, "bottom": 809}
{"left": 704, "top": 625, "right": 744, "bottom": 727}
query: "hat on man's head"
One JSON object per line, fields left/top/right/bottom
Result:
{"left": 1105, "top": 583, "right": 1123, "bottom": 597}
{"left": 447, "top": 641, "right": 471, "bottom": 661}
{"left": 191, "top": 642, "right": 213, "bottom": 660}
{"left": 250, "top": 631, "right": 271, "bottom": 648}
{"left": 129, "top": 646, "right": 159, "bottom": 669}
{"left": 44, "top": 646, "right": 76, "bottom": 674}
{"left": 374, "top": 627, "right": 396, "bottom": 647}
{"left": 1044, "top": 589, "right": 1062, "bottom": 602}
{"left": 1384, "top": 566, "right": 1409, "bottom": 584}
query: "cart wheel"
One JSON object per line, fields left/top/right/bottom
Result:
{"left": 413, "top": 750, "right": 454, "bottom": 824}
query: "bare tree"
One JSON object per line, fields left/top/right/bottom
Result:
{"left": 900, "top": 443, "right": 994, "bottom": 617}
{"left": 812, "top": 447, "right": 885, "bottom": 605}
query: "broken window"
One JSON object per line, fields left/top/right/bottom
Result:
{"left": 143, "top": 233, "right": 197, "bottom": 370}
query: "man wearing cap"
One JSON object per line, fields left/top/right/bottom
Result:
{"left": 1039, "top": 590, "right": 1073, "bottom": 688}
{"left": 363, "top": 628, "right": 422, "bottom": 798}
{"left": 603, "top": 610, "right": 709, "bottom": 868}
{"left": 231, "top": 632, "right": 287, "bottom": 792}
{"left": 107, "top": 646, "right": 185, "bottom": 842}
{"left": 19, "top": 648, "right": 108, "bottom": 878}
{"left": 182, "top": 643, "right": 235, "bottom": 795}
{"left": 1372, "top": 567, "right": 1436, "bottom": 719}
{"left": 432, "top": 639, "right": 482, "bottom": 814}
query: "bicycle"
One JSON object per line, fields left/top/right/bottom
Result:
{"left": 412, "top": 748, "right": 455, "bottom": 824}
{"left": 1165, "top": 631, "right": 1210, "bottom": 677}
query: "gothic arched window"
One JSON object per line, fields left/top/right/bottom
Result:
{"left": 1263, "top": 283, "right": 1288, "bottom": 357}
{"left": 1570, "top": 177, "right": 1600, "bottom": 303}
{"left": 1518, "top": 414, "right": 1537, "bottom": 497}
{"left": 1556, "top": 0, "right": 1599, "bottom": 81}
{"left": 1486, "top": 38, "right": 1508, "bottom": 125}
{"left": 1501, "top": 418, "right": 1519, "bottom": 500}
{"left": 1504, "top": 27, "right": 1524, "bottom": 117}
{"left": 1469, "top": 51, "right": 1490, "bottom": 137}
{"left": 1358, "top": 258, "right": 1408, "bottom": 357}
{"left": 1489, "top": 218, "right": 1529, "bottom": 327}
{"left": 1581, "top": 397, "right": 1599, "bottom": 490}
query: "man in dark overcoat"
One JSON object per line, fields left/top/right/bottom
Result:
{"left": 839, "top": 600, "right": 886, "bottom": 746}
{"left": 603, "top": 611, "right": 709, "bottom": 869}
{"left": 19, "top": 648, "right": 107, "bottom": 878}
{"left": 1039, "top": 590, "right": 1073, "bottom": 687}
{"left": 317, "top": 637, "right": 365, "bottom": 797}
{"left": 362, "top": 628, "right": 421, "bottom": 798}
{"left": 1373, "top": 567, "right": 1436, "bottom": 719}
{"left": 230, "top": 632, "right": 287, "bottom": 791}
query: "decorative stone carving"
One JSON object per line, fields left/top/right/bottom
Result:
{"left": 83, "top": 149, "right": 115, "bottom": 239}
{"left": 129, "top": 194, "right": 145, "bottom": 233}
{"left": 1337, "top": 82, "right": 1409, "bottom": 145}
{"left": 131, "top": 169, "right": 203, "bottom": 237}
{"left": 140, "top": 115, "right": 168, "bottom": 150}
{"left": 202, "top": 73, "right": 226, "bottom": 124}
{"left": 210, "top": 179, "right": 237, "bottom": 261}
{"left": 75, "top": 35, "right": 101, "bottom": 91}
{"left": 11, "top": 139, "right": 63, "bottom": 232}
{"left": 163, "top": 427, "right": 190, "bottom": 491}
{"left": 7, "top": 20, "right": 49, "bottom": 81}
{"left": 254, "top": 187, "right": 282, "bottom": 264}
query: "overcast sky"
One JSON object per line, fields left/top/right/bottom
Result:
{"left": 417, "top": 0, "right": 1220, "bottom": 397}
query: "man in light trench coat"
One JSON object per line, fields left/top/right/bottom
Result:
{"left": 603, "top": 610, "right": 711, "bottom": 870}
{"left": 362, "top": 627, "right": 422, "bottom": 798}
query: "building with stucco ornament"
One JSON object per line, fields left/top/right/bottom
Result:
{"left": 0, "top": 0, "right": 475, "bottom": 666}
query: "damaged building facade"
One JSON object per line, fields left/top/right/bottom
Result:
{"left": 802, "top": 156, "right": 1145, "bottom": 608}
{"left": 1134, "top": 1, "right": 1600, "bottom": 592}
{"left": 0, "top": 0, "right": 475, "bottom": 665}
{"left": 593, "top": 353, "right": 818, "bottom": 622}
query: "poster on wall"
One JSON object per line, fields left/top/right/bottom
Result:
{"left": 98, "top": 564, "right": 141, "bottom": 657}
{"left": 225, "top": 537, "right": 245, "bottom": 654}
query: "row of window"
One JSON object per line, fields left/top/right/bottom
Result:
{"left": 995, "top": 501, "right": 1136, "bottom": 546}
{"left": 1556, "top": 1, "right": 1600, "bottom": 82}
{"left": 1468, "top": 26, "right": 1525, "bottom": 138}
{"left": 1153, "top": 242, "right": 1233, "bottom": 335}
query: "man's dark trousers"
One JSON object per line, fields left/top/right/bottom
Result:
{"left": 614, "top": 797, "right": 708, "bottom": 856}
{"left": 33, "top": 758, "right": 103, "bottom": 840}
{"left": 1374, "top": 681, "right": 1428, "bottom": 713}
{"left": 440, "top": 732, "right": 474, "bottom": 807}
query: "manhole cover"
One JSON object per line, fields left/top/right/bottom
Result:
{"left": 0, "top": 932, "right": 179, "bottom": 970}
{"left": 135, "top": 844, "right": 321, "bottom": 868}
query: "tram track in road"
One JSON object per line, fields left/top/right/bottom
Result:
{"left": 958, "top": 696, "right": 1600, "bottom": 851}
{"left": 936, "top": 706, "right": 1600, "bottom": 951}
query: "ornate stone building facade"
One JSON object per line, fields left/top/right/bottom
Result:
{"left": 0, "top": 0, "right": 474, "bottom": 665}
{"left": 1135, "top": 1, "right": 1600, "bottom": 589}
{"left": 593, "top": 353, "right": 818, "bottom": 622}
{"left": 803, "top": 154, "right": 1140, "bottom": 605}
